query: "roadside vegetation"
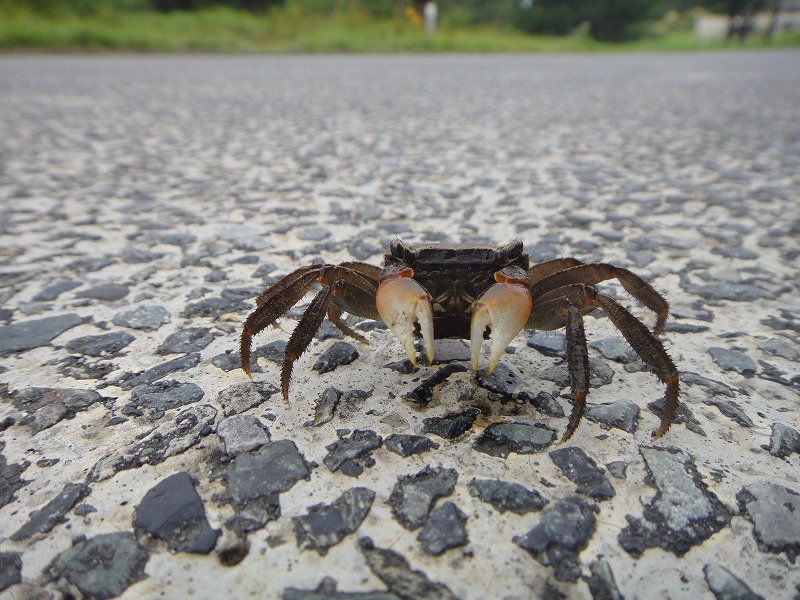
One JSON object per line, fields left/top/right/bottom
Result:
{"left": 0, "top": 0, "right": 797, "bottom": 52}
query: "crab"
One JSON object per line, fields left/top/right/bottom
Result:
{"left": 241, "top": 239, "right": 679, "bottom": 443}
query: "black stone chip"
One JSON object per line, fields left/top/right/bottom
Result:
{"left": 513, "top": 495, "right": 598, "bottom": 582}
{"left": 549, "top": 447, "right": 615, "bottom": 501}
{"left": 417, "top": 501, "right": 468, "bottom": 556}
{"left": 473, "top": 422, "right": 556, "bottom": 458}
{"left": 388, "top": 465, "right": 458, "bottom": 530}
{"left": 384, "top": 434, "right": 440, "bottom": 458}
{"left": 323, "top": 430, "right": 382, "bottom": 474}
{"left": 293, "top": 487, "right": 375, "bottom": 555}
{"left": 422, "top": 408, "right": 480, "bottom": 439}
{"left": 468, "top": 478, "right": 547, "bottom": 515}
{"left": 12, "top": 482, "right": 89, "bottom": 541}
{"left": 312, "top": 341, "right": 359, "bottom": 374}
{"left": 133, "top": 471, "right": 219, "bottom": 554}
{"left": 45, "top": 532, "right": 149, "bottom": 600}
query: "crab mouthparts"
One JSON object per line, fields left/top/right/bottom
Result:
{"left": 378, "top": 273, "right": 532, "bottom": 373}
{"left": 470, "top": 281, "right": 532, "bottom": 374}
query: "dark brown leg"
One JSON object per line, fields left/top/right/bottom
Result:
{"left": 327, "top": 302, "right": 369, "bottom": 344}
{"left": 527, "top": 257, "right": 583, "bottom": 285}
{"left": 241, "top": 266, "right": 325, "bottom": 377}
{"left": 281, "top": 285, "right": 336, "bottom": 402}
{"left": 560, "top": 301, "right": 590, "bottom": 444}
{"left": 596, "top": 293, "right": 679, "bottom": 439}
{"left": 531, "top": 264, "right": 670, "bottom": 335}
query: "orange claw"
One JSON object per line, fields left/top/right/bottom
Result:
{"left": 376, "top": 271, "right": 434, "bottom": 366}
{"left": 470, "top": 270, "right": 532, "bottom": 374}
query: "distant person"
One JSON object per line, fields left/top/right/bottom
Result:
{"left": 424, "top": 1, "right": 438, "bottom": 34}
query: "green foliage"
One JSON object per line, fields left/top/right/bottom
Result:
{"left": 514, "top": 0, "right": 663, "bottom": 41}
{"left": 151, "top": 0, "right": 285, "bottom": 12}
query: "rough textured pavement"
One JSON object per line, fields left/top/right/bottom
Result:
{"left": 0, "top": 51, "right": 798, "bottom": 599}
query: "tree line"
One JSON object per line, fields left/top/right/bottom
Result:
{"left": 7, "top": 0, "right": 773, "bottom": 42}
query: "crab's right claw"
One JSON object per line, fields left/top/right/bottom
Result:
{"left": 376, "top": 270, "right": 434, "bottom": 367}
{"left": 470, "top": 268, "right": 532, "bottom": 374}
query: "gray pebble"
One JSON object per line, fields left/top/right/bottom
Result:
{"left": 513, "top": 495, "right": 597, "bottom": 582}
{"left": 312, "top": 341, "right": 359, "bottom": 374}
{"left": 473, "top": 422, "right": 556, "bottom": 458}
{"left": 527, "top": 331, "right": 566, "bottom": 357}
{"left": 11, "top": 482, "right": 89, "bottom": 541}
{"left": 586, "top": 559, "right": 624, "bottom": 600}
{"left": 156, "top": 327, "right": 218, "bottom": 354}
{"left": 124, "top": 380, "right": 205, "bottom": 420}
{"left": 476, "top": 363, "right": 524, "bottom": 397}
{"left": 293, "top": 487, "right": 375, "bottom": 555}
{"left": 708, "top": 347, "right": 757, "bottom": 377}
{"left": 618, "top": 447, "right": 730, "bottom": 557}
{"left": 133, "top": 472, "right": 219, "bottom": 554}
{"left": 737, "top": 482, "right": 800, "bottom": 562}
{"left": 217, "top": 415, "right": 271, "bottom": 456}
{"left": 76, "top": 283, "right": 129, "bottom": 302}
{"left": 32, "top": 280, "right": 82, "bottom": 302}
{"left": 384, "top": 434, "right": 440, "bottom": 458}
{"left": 585, "top": 399, "right": 640, "bottom": 434}
{"left": 227, "top": 439, "right": 311, "bottom": 531}
{"left": 44, "top": 532, "right": 149, "bottom": 599}
{"left": 468, "top": 478, "right": 547, "bottom": 515}
{"left": 703, "top": 563, "right": 764, "bottom": 600}
{"left": 757, "top": 337, "right": 800, "bottom": 361}
{"left": 422, "top": 409, "right": 480, "bottom": 440}
{"left": 765, "top": 422, "right": 800, "bottom": 458}
{"left": 90, "top": 405, "right": 217, "bottom": 482}
{"left": 388, "top": 465, "right": 458, "bottom": 530}
{"left": 113, "top": 305, "right": 170, "bottom": 331}
{"left": 520, "top": 390, "right": 565, "bottom": 417}
{"left": 417, "top": 501, "right": 468, "bottom": 556}
{"left": 160, "top": 232, "right": 197, "bottom": 247}
{"left": 550, "top": 447, "right": 615, "bottom": 501}
{"left": 358, "top": 537, "right": 457, "bottom": 600}
{"left": 541, "top": 356, "right": 614, "bottom": 388}
{"left": 323, "top": 430, "right": 382, "bottom": 474}
{"left": 589, "top": 337, "right": 638, "bottom": 363}
{"left": 0, "top": 313, "right": 83, "bottom": 357}
{"left": 0, "top": 552, "right": 22, "bottom": 593}
{"left": 305, "top": 387, "right": 342, "bottom": 427}
{"left": 119, "top": 353, "right": 202, "bottom": 390}
{"left": 66, "top": 331, "right": 135, "bottom": 357}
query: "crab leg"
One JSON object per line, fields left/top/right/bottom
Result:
{"left": 470, "top": 267, "right": 532, "bottom": 374}
{"left": 376, "top": 268, "right": 434, "bottom": 366}
{"left": 530, "top": 263, "right": 670, "bottom": 335}
{"left": 280, "top": 285, "right": 335, "bottom": 402}
{"left": 596, "top": 293, "right": 680, "bottom": 439}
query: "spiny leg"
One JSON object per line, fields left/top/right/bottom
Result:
{"left": 527, "top": 257, "right": 583, "bottom": 285}
{"left": 560, "top": 301, "right": 591, "bottom": 445}
{"left": 280, "top": 285, "right": 336, "bottom": 402}
{"left": 241, "top": 266, "right": 325, "bottom": 378}
{"left": 327, "top": 302, "right": 369, "bottom": 344}
{"left": 595, "top": 293, "right": 679, "bottom": 439}
{"left": 527, "top": 289, "right": 590, "bottom": 444}
{"left": 531, "top": 263, "right": 670, "bottom": 335}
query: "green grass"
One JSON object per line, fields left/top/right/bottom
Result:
{"left": 1, "top": 4, "right": 798, "bottom": 53}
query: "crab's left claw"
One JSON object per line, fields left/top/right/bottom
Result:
{"left": 376, "top": 269, "right": 434, "bottom": 366}
{"left": 471, "top": 267, "right": 532, "bottom": 374}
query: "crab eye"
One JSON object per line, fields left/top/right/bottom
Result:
{"left": 500, "top": 239, "right": 524, "bottom": 264}
{"left": 390, "top": 239, "right": 406, "bottom": 260}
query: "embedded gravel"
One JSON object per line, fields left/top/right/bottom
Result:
{"left": 1, "top": 51, "right": 799, "bottom": 600}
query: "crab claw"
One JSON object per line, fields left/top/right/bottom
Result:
{"left": 376, "top": 270, "right": 434, "bottom": 366}
{"left": 470, "top": 269, "right": 532, "bottom": 374}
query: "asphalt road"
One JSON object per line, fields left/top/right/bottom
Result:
{"left": 0, "top": 51, "right": 798, "bottom": 600}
